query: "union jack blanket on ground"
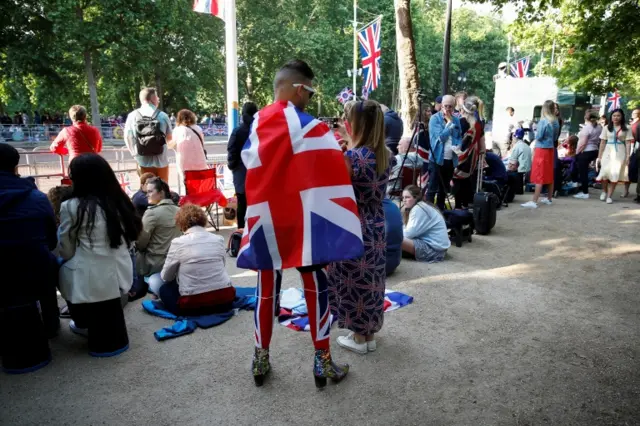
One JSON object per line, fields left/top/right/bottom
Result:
{"left": 238, "top": 100, "right": 364, "bottom": 270}
{"left": 278, "top": 288, "right": 414, "bottom": 332}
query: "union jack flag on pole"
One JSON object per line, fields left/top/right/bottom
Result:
{"left": 607, "top": 90, "right": 621, "bottom": 112}
{"left": 510, "top": 57, "right": 530, "bottom": 78}
{"left": 238, "top": 101, "right": 364, "bottom": 270}
{"left": 193, "top": 0, "right": 225, "bottom": 20}
{"left": 358, "top": 17, "right": 382, "bottom": 94}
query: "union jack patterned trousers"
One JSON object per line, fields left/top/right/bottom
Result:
{"left": 254, "top": 266, "right": 331, "bottom": 351}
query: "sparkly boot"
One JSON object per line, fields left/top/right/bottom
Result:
{"left": 252, "top": 347, "right": 271, "bottom": 387}
{"left": 313, "top": 349, "right": 349, "bottom": 388}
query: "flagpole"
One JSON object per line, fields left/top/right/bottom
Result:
{"left": 353, "top": 0, "right": 357, "bottom": 99}
{"left": 225, "top": 0, "right": 239, "bottom": 133}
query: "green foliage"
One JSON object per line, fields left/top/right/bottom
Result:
{"left": 1, "top": 0, "right": 509, "bottom": 120}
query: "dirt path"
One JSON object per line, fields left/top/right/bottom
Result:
{"left": 1, "top": 191, "right": 639, "bottom": 425}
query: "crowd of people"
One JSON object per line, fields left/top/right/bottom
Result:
{"left": 1, "top": 58, "right": 638, "bottom": 387}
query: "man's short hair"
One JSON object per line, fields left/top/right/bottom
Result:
{"left": 0, "top": 143, "right": 20, "bottom": 173}
{"left": 69, "top": 105, "right": 87, "bottom": 122}
{"left": 506, "top": 107, "right": 515, "bottom": 113}
{"left": 274, "top": 60, "right": 315, "bottom": 91}
{"left": 139, "top": 87, "right": 157, "bottom": 104}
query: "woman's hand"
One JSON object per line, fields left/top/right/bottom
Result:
{"left": 335, "top": 120, "right": 352, "bottom": 147}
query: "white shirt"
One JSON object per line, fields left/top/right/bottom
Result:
{"left": 160, "top": 226, "right": 232, "bottom": 296}
{"left": 443, "top": 135, "right": 453, "bottom": 160}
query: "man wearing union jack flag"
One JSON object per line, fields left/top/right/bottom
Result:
{"left": 240, "top": 60, "right": 363, "bottom": 388}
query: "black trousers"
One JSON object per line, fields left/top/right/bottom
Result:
{"left": 427, "top": 160, "right": 454, "bottom": 211}
{"left": 453, "top": 177, "right": 473, "bottom": 209}
{"left": 576, "top": 151, "right": 598, "bottom": 194}
{"left": 236, "top": 192, "right": 247, "bottom": 229}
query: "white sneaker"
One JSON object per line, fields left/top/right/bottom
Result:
{"left": 337, "top": 332, "right": 368, "bottom": 354}
{"left": 521, "top": 201, "right": 538, "bottom": 209}
{"left": 367, "top": 340, "right": 377, "bottom": 352}
{"left": 539, "top": 198, "right": 553, "bottom": 205}
{"left": 600, "top": 192, "right": 607, "bottom": 201}
{"left": 606, "top": 197, "right": 613, "bottom": 204}
{"left": 69, "top": 320, "right": 89, "bottom": 337}
{"left": 573, "top": 193, "right": 589, "bottom": 199}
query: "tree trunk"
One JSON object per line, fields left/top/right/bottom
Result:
{"left": 155, "top": 68, "right": 164, "bottom": 110}
{"left": 394, "top": 0, "right": 420, "bottom": 137}
{"left": 83, "top": 50, "right": 102, "bottom": 133}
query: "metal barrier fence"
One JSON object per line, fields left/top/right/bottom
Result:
{"left": 18, "top": 147, "right": 231, "bottom": 197}
{"left": 2, "top": 122, "right": 228, "bottom": 142}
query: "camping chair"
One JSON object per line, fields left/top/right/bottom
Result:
{"left": 389, "top": 166, "right": 420, "bottom": 202}
{"left": 179, "top": 169, "right": 228, "bottom": 231}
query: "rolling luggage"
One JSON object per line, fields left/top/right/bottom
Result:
{"left": 473, "top": 155, "right": 498, "bottom": 235}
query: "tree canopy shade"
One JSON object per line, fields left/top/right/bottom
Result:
{"left": 1, "top": 0, "right": 510, "bottom": 121}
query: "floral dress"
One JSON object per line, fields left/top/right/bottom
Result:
{"left": 328, "top": 147, "right": 389, "bottom": 336}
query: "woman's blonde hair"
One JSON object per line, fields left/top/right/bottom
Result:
{"left": 342, "top": 100, "right": 356, "bottom": 120}
{"left": 541, "top": 100, "right": 557, "bottom": 122}
{"left": 347, "top": 100, "right": 389, "bottom": 175}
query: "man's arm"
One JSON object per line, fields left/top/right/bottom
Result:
{"left": 124, "top": 113, "right": 137, "bottom": 156}
{"left": 50, "top": 129, "right": 68, "bottom": 155}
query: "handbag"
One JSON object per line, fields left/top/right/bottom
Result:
{"left": 188, "top": 126, "right": 207, "bottom": 157}
{"left": 71, "top": 126, "right": 95, "bottom": 153}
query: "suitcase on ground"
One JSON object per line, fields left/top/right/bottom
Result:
{"left": 473, "top": 155, "right": 498, "bottom": 235}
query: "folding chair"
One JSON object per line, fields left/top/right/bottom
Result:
{"left": 179, "top": 169, "right": 228, "bottom": 231}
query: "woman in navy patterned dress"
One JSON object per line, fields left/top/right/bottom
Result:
{"left": 328, "top": 100, "right": 390, "bottom": 355}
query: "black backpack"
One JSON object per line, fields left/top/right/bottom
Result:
{"left": 227, "top": 230, "right": 243, "bottom": 257}
{"left": 135, "top": 109, "right": 166, "bottom": 156}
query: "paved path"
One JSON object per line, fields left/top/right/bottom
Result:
{"left": 1, "top": 188, "right": 639, "bottom": 425}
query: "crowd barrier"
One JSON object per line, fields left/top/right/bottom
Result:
{"left": 2, "top": 122, "right": 228, "bottom": 142}
{"left": 17, "top": 147, "right": 231, "bottom": 197}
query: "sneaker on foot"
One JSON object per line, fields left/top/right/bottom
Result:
{"left": 540, "top": 198, "right": 553, "bottom": 205}
{"left": 606, "top": 197, "right": 613, "bottom": 204}
{"left": 69, "top": 320, "right": 88, "bottom": 337}
{"left": 521, "top": 201, "right": 538, "bottom": 209}
{"left": 367, "top": 339, "right": 377, "bottom": 352}
{"left": 337, "top": 332, "right": 368, "bottom": 355}
{"left": 600, "top": 192, "right": 607, "bottom": 201}
{"left": 573, "top": 193, "right": 589, "bottom": 199}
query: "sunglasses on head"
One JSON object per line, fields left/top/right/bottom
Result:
{"left": 292, "top": 83, "right": 315, "bottom": 99}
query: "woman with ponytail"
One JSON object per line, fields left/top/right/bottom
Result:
{"left": 401, "top": 185, "right": 450, "bottom": 262}
{"left": 328, "top": 99, "right": 390, "bottom": 355}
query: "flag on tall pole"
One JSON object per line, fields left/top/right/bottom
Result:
{"left": 607, "top": 90, "right": 621, "bottom": 112}
{"left": 358, "top": 17, "right": 382, "bottom": 94}
{"left": 193, "top": 0, "right": 224, "bottom": 20}
{"left": 193, "top": 0, "right": 239, "bottom": 133}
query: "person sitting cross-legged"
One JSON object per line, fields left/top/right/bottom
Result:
{"left": 401, "top": 185, "right": 450, "bottom": 263}
{"left": 148, "top": 204, "right": 236, "bottom": 315}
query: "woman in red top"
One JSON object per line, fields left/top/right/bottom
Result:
{"left": 50, "top": 105, "right": 103, "bottom": 159}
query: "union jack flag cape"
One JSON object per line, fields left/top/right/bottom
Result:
{"left": 238, "top": 101, "right": 364, "bottom": 270}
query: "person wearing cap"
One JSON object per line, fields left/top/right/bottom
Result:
{"left": 432, "top": 96, "right": 443, "bottom": 115}
{"left": 507, "top": 128, "right": 532, "bottom": 174}
{"left": 493, "top": 62, "right": 512, "bottom": 81}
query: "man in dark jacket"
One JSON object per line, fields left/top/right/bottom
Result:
{"left": 0, "top": 143, "right": 59, "bottom": 335}
{"left": 227, "top": 102, "right": 258, "bottom": 229}
{"left": 381, "top": 104, "right": 403, "bottom": 155}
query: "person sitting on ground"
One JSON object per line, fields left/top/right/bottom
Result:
{"left": 130, "top": 177, "right": 182, "bottom": 300}
{"left": 507, "top": 128, "right": 532, "bottom": 174}
{"left": 57, "top": 154, "right": 142, "bottom": 336}
{"left": 147, "top": 204, "right": 236, "bottom": 315}
{"left": 559, "top": 135, "right": 579, "bottom": 158}
{"left": 387, "top": 136, "right": 424, "bottom": 196}
{"left": 484, "top": 151, "right": 508, "bottom": 185}
{"left": 0, "top": 143, "right": 60, "bottom": 337}
{"left": 50, "top": 105, "right": 103, "bottom": 159}
{"left": 401, "top": 185, "right": 450, "bottom": 263}
{"left": 131, "top": 172, "right": 156, "bottom": 217}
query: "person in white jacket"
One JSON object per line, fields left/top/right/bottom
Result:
{"left": 400, "top": 185, "right": 450, "bottom": 263}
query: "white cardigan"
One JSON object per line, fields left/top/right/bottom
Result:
{"left": 58, "top": 198, "right": 133, "bottom": 304}
{"left": 160, "top": 226, "right": 232, "bottom": 296}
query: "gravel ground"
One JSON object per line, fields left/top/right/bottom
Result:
{"left": 1, "top": 188, "right": 639, "bottom": 426}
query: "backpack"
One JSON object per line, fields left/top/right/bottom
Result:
{"left": 227, "top": 230, "right": 243, "bottom": 257}
{"left": 135, "top": 109, "right": 166, "bottom": 156}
